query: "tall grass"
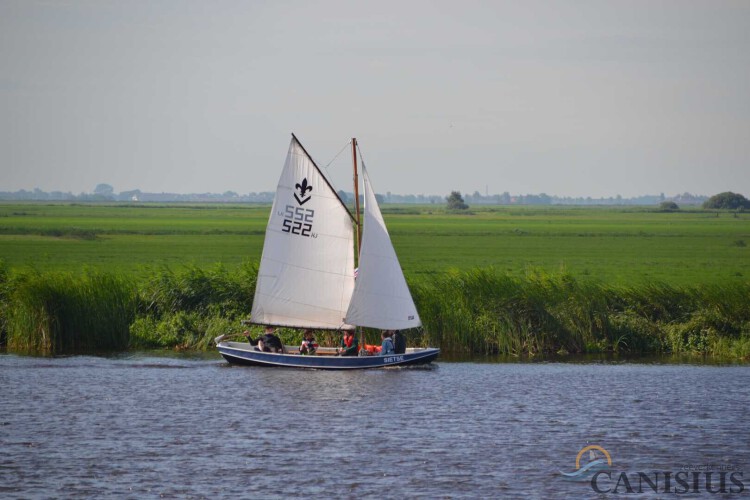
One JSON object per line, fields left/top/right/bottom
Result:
{"left": 2, "top": 263, "right": 256, "bottom": 353}
{"left": 411, "top": 269, "right": 615, "bottom": 355}
{"left": 129, "top": 262, "right": 257, "bottom": 349}
{"left": 412, "top": 268, "right": 750, "bottom": 358}
{"left": 5, "top": 271, "right": 136, "bottom": 353}
{"left": 1, "top": 263, "right": 748, "bottom": 358}
{"left": 0, "top": 260, "right": 10, "bottom": 346}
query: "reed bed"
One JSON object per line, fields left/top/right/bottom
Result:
{"left": 129, "top": 262, "right": 257, "bottom": 349}
{"left": 411, "top": 269, "right": 750, "bottom": 358}
{"left": 0, "top": 260, "right": 10, "bottom": 346}
{"left": 1, "top": 263, "right": 748, "bottom": 358}
{"left": 4, "top": 270, "right": 136, "bottom": 353}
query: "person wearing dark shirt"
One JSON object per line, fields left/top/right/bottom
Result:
{"left": 393, "top": 330, "right": 406, "bottom": 354}
{"left": 245, "top": 327, "right": 284, "bottom": 353}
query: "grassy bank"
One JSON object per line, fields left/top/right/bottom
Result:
{"left": 412, "top": 269, "right": 750, "bottom": 358}
{"left": 0, "top": 263, "right": 258, "bottom": 354}
{"left": 129, "top": 263, "right": 257, "bottom": 350}
{"left": 3, "top": 269, "right": 136, "bottom": 353}
{"left": 1, "top": 263, "right": 748, "bottom": 358}
{"left": 1, "top": 203, "right": 747, "bottom": 357}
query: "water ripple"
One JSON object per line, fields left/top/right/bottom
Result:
{"left": 1, "top": 354, "right": 748, "bottom": 498}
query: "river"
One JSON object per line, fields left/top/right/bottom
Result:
{"left": 1, "top": 353, "right": 748, "bottom": 498}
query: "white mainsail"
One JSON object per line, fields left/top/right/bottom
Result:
{"left": 345, "top": 165, "right": 422, "bottom": 330}
{"left": 251, "top": 137, "right": 356, "bottom": 330}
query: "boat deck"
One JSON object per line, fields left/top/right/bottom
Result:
{"left": 218, "top": 341, "right": 440, "bottom": 369}
{"left": 225, "top": 341, "right": 426, "bottom": 357}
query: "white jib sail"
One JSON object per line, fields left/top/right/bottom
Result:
{"left": 345, "top": 165, "right": 422, "bottom": 330}
{"left": 251, "top": 137, "right": 356, "bottom": 330}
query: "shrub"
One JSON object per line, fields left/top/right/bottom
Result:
{"left": 703, "top": 192, "right": 750, "bottom": 210}
{"left": 446, "top": 191, "right": 469, "bottom": 210}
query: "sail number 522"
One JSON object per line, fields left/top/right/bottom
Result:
{"left": 281, "top": 205, "right": 315, "bottom": 237}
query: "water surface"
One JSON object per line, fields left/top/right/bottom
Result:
{"left": 1, "top": 353, "right": 748, "bottom": 498}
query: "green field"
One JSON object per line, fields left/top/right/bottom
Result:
{"left": 0, "top": 203, "right": 748, "bottom": 284}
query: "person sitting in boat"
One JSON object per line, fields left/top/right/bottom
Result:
{"left": 299, "top": 329, "right": 318, "bottom": 355}
{"left": 247, "top": 327, "right": 284, "bottom": 353}
{"left": 392, "top": 330, "right": 406, "bottom": 354}
{"left": 379, "top": 330, "right": 395, "bottom": 356}
{"left": 336, "top": 330, "right": 359, "bottom": 356}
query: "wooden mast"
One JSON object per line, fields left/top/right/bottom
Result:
{"left": 352, "top": 138, "right": 362, "bottom": 257}
{"left": 352, "top": 137, "right": 364, "bottom": 349}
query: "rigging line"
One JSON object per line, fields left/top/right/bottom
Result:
{"left": 357, "top": 142, "right": 368, "bottom": 174}
{"left": 325, "top": 140, "right": 353, "bottom": 168}
{"left": 356, "top": 140, "right": 365, "bottom": 167}
{"left": 291, "top": 133, "right": 356, "bottom": 222}
{"left": 323, "top": 140, "right": 354, "bottom": 181}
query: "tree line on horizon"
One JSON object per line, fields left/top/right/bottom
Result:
{"left": 4, "top": 183, "right": 746, "bottom": 208}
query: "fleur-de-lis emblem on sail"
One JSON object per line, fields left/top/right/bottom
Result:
{"left": 294, "top": 178, "right": 313, "bottom": 205}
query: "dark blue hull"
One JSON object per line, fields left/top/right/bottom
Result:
{"left": 217, "top": 342, "right": 439, "bottom": 370}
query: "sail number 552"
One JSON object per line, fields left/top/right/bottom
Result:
{"left": 281, "top": 205, "right": 315, "bottom": 237}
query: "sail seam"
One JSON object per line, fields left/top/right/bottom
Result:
{"left": 257, "top": 259, "right": 354, "bottom": 278}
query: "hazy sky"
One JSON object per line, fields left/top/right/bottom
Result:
{"left": 1, "top": 0, "right": 748, "bottom": 198}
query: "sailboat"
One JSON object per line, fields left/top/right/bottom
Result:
{"left": 215, "top": 134, "right": 440, "bottom": 369}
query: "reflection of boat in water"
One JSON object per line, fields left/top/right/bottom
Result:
{"left": 216, "top": 134, "right": 439, "bottom": 369}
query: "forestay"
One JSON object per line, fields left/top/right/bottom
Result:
{"left": 345, "top": 165, "right": 422, "bottom": 330}
{"left": 251, "top": 137, "right": 356, "bottom": 330}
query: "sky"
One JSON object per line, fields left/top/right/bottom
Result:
{"left": 1, "top": 0, "right": 748, "bottom": 198}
